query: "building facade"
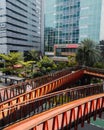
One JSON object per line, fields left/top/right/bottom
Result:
{"left": 44, "top": 0, "right": 104, "bottom": 51}
{"left": 0, "top": 0, "right": 44, "bottom": 54}
{"left": 44, "top": 0, "right": 56, "bottom": 52}
{"left": 79, "top": 0, "right": 103, "bottom": 43}
{"left": 54, "top": 44, "right": 79, "bottom": 56}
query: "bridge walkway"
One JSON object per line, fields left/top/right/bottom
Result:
{"left": 0, "top": 67, "right": 79, "bottom": 103}
{"left": 1, "top": 66, "right": 104, "bottom": 103}
{"left": 0, "top": 69, "right": 84, "bottom": 110}
{"left": 1, "top": 67, "right": 104, "bottom": 129}
{"left": 0, "top": 83, "right": 104, "bottom": 129}
{"left": 4, "top": 94, "right": 104, "bottom": 130}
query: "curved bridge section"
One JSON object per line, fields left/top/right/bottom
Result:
{"left": 84, "top": 67, "right": 104, "bottom": 78}
{"left": 0, "top": 83, "right": 103, "bottom": 129}
{"left": 0, "top": 69, "right": 84, "bottom": 110}
{"left": 1, "top": 66, "right": 104, "bottom": 103}
{"left": 4, "top": 94, "right": 104, "bottom": 130}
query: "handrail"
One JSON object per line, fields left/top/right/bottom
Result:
{"left": 0, "top": 69, "right": 84, "bottom": 109}
{"left": 1, "top": 66, "right": 104, "bottom": 103}
{"left": 0, "top": 66, "right": 80, "bottom": 102}
{"left": 84, "top": 67, "right": 104, "bottom": 73}
{"left": 4, "top": 94, "right": 104, "bottom": 130}
{"left": 0, "top": 83, "right": 103, "bottom": 129}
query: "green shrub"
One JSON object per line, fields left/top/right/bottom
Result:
{"left": 0, "top": 61, "right": 4, "bottom": 68}
{"left": 32, "top": 71, "right": 43, "bottom": 78}
{"left": 2, "top": 68, "right": 12, "bottom": 75}
{"left": 56, "top": 62, "right": 68, "bottom": 70}
{"left": 93, "top": 62, "right": 104, "bottom": 69}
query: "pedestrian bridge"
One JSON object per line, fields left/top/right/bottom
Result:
{"left": 4, "top": 94, "right": 104, "bottom": 130}
{"left": 1, "top": 67, "right": 104, "bottom": 103}
{"left": 84, "top": 67, "right": 104, "bottom": 78}
{"left": 0, "top": 83, "right": 104, "bottom": 129}
{"left": 0, "top": 66, "right": 104, "bottom": 129}
{"left": 0, "top": 67, "right": 80, "bottom": 102}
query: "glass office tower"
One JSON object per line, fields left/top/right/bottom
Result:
{"left": 0, "top": 0, "right": 44, "bottom": 54}
{"left": 45, "top": 0, "right": 104, "bottom": 51}
{"left": 44, "top": 0, "right": 56, "bottom": 51}
{"left": 55, "top": 0, "right": 80, "bottom": 44}
{"left": 45, "top": 0, "right": 80, "bottom": 51}
{"left": 79, "top": 0, "right": 102, "bottom": 43}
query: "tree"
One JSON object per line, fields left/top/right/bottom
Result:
{"left": 76, "top": 39, "right": 100, "bottom": 66}
{"left": 0, "top": 52, "right": 23, "bottom": 74}
{"left": 99, "top": 40, "right": 104, "bottom": 62}
{"left": 24, "top": 50, "right": 40, "bottom": 61}
{"left": 68, "top": 55, "right": 77, "bottom": 67}
{"left": 37, "top": 56, "right": 57, "bottom": 74}
{"left": 0, "top": 52, "right": 22, "bottom": 66}
{"left": 18, "top": 61, "right": 35, "bottom": 77}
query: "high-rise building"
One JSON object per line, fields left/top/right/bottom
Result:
{"left": 79, "top": 0, "right": 104, "bottom": 43}
{"left": 44, "top": 0, "right": 104, "bottom": 51}
{"left": 44, "top": 0, "right": 56, "bottom": 51}
{"left": 0, "top": 0, "right": 44, "bottom": 54}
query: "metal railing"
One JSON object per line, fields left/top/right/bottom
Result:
{"left": 0, "top": 69, "right": 84, "bottom": 110}
{"left": 0, "top": 83, "right": 103, "bottom": 129}
{"left": 4, "top": 94, "right": 104, "bottom": 130}
{"left": 0, "top": 66, "right": 80, "bottom": 102}
{"left": 84, "top": 67, "right": 104, "bottom": 74}
{"left": 1, "top": 66, "right": 104, "bottom": 103}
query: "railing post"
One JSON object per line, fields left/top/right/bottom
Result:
{"left": 43, "top": 121, "right": 49, "bottom": 130}
{"left": 52, "top": 116, "right": 59, "bottom": 130}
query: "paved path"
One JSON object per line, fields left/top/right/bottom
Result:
{"left": 72, "top": 115, "right": 104, "bottom": 130}
{"left": 72, "top": 123, "right": 104, "bottom": 130}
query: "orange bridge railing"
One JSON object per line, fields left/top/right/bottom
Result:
{"left": 0, "top": 83, "right": 103, "bottom": 129}
{"left": 4, "top": 94, "right": 104, "bottom": 130}
{"left": 0, "top": 67, "right": 80, "bottom": 102}
{"left": 0, "top": 69, "right": 84, "bottom": 111}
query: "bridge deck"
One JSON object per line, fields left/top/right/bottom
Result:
{"left": 1, "top": 66, "right": 104, "bottom": 103}
{"left": 1, "top": 67, "right": 104, "bottom": 103}
{"left": 4, "top": 94, "right": 104, "bottom": 130}
{"left": 84, "top": 70, "right": 104, "bottom": 78}
{"left": 0, "top": 67, "right": 78, "bottom": 102}
{"left": 0, "top": 69, "right": 84, "bottom": 111}
{"left": 1, "top": 67, "right": 104, "bottom": 129}
{"left": 0, "top": 83, "right": 103, "bottom": 129}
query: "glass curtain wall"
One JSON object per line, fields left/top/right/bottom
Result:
{"left": 79, "top": 0, "right": 102, "bottom": 43}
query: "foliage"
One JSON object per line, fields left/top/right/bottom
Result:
{"left": 24, "top": 50, "right": 40, "bottom": 61}
{"left": 2, "top": 68, "right": 12, "bottom": 75}
{"left": 76, "top": 39, "right": 100, "bottom": 66}
{"left": 18, "top": 61, "right": 35, "bottom": 77}
{"left": 99, "top": 40, "right": 104, "bottom": 62}
{"left": 68, "top": 55, "right": 77, "bottom": 67}
{"left": 37, "top": 56, "right": 57, "bottom": 74}
{"left": 32, "top": 71, "right": 43, "bottom": 78}
{"left": 18, "top": 61, "right": 35, "bottom": 67}
{"left": 93, "top": 62, "right": 104, "bottom": 69}
{"left": 56, "top": 62, "right": 68, "bottom": 70}
{"left": 0, "top": 52, "right": 23, "bottom": 67}
{"left": 0, "top": 52, "right": 23, "bottom": 75}
{"left": 0, "top": 61, "right": 4, "bottom": 68}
